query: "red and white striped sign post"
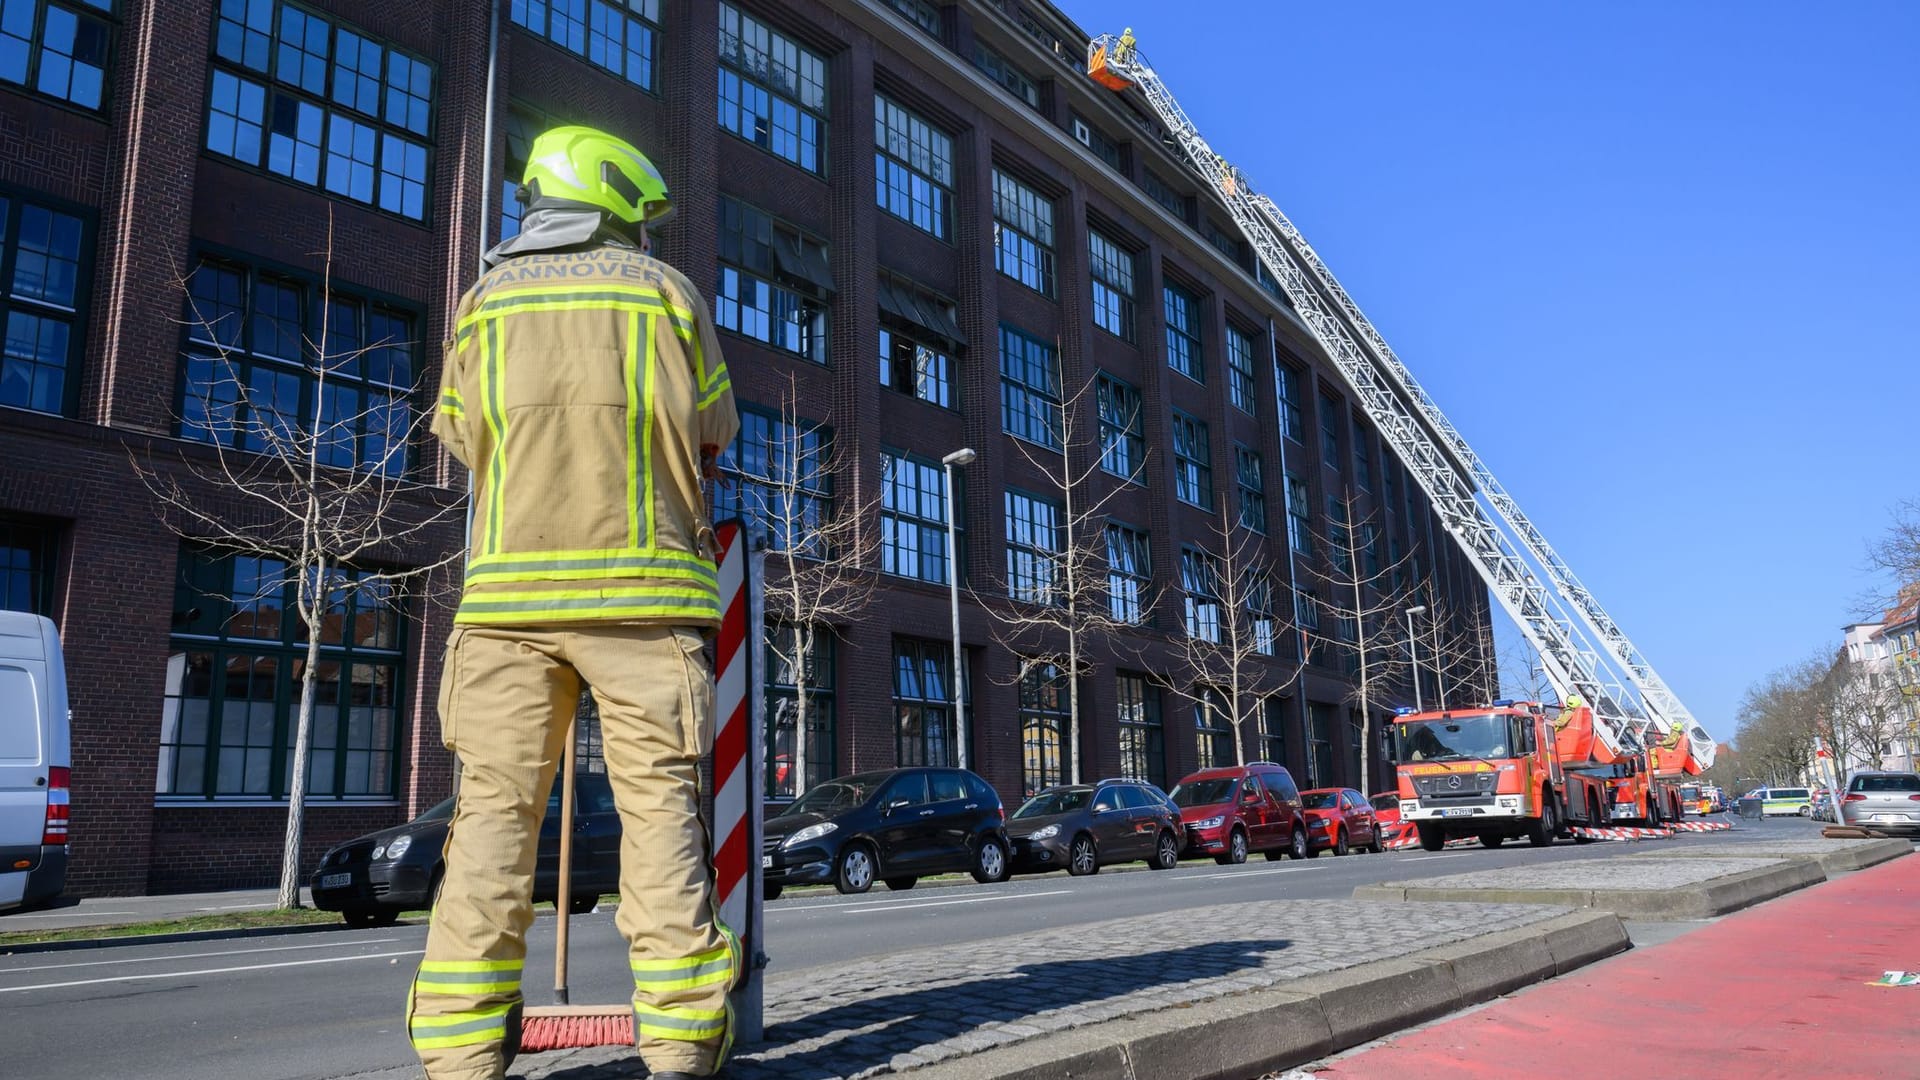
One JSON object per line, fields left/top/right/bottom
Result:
{"left": 709, "top": 519, "right": 764, "bottom": 1044}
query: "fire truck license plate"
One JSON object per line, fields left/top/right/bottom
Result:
{"left": 1440, "top": 809, "right": 1474, "bottom": 817}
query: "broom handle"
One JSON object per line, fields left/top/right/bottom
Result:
{"left": 554, "top": 719, "right": 576, "bottom": 1004}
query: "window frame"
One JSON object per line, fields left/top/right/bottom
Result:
{"left": 0, "top": 0, "right": 117, "bottom": 112}
{"left": 874, "top": 93, "right": 953, "bottom": 240}
{"left": 764, "top": 621, "right": 835, "bottom": 799}
{"left": 1163, "top": 280, "right": 1204, "bottom": 382}
{"left": 1180, "top": 546, "right": 1222, "bottom": 643}
{"left": 1235, "top": 444, "right": 1265, "bottom": 534}
{"left": 173, "top": 248, "right": 423, "bottom": 476}
{"left": 1087, "top": 229, "right": 1136, "bottom": 342}
{"left": 1104, "top": 521, "right": 1151, "bottom": 626}
{"left": 716, "top": 2, "right": 829, "bottom": 176}
{"left": 714, "top": 194, "right": 832, "bottom": 363}
{"left": 1095, "top": 372, "right": 1145, "bottom": 485}
{"left": 894, "top": 636, "right": 961, "bottom": 767}
{"left": 1115, "top": 672, "right": 1164, "bottom": 788}
{"left": 711, "top": 403, "right": 833, "bottom": 556}
{"left": 0, "top": 188, "right": 94, "bottom": 419}
{"left": 1171, "top": 409, "right": 1212, "bottom": 509}
{"left": 1003, "top": 488, "right": 1061, "bottom": 607}
{"left": 991, "top": 168, "right": 1056, "bottom": 296}
{"left": 880, "top": 448, "right": 959, "bottom": 584}
{"left": 509, "top": 0, "right": 662, "bottom": 93}
{"left": 998, "top": 323, "right": 1062, "bottom": 450}
{"left": 1017, "top": 659, "right": 1070, "bottom": 797}
{"left": 204, "top": 0, "right": 436, "bottom": 223}
{"left": 1225, "top": 323, "right": 1257, "bottom": 414}
{"left": 1193, "top": 686, "right": 1234, "bottom": 771}
{"left": 160, "top": 545, "right": 408, "bottom": 802}
{"left": 1276, "top": 361, "right": 1305, "bottom": 443}
{"left": 0, "top": 515, "right": 60, "bottom": 617}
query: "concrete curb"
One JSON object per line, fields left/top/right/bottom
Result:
{"left": 1644, "top": 838, "right": 1910, "bottom": 875}
{"left": 1352, "top": 858, "right": 1825, "bottom": 919}
{"left": 901, "top": 910, "right": 1628, "bottom": 1080}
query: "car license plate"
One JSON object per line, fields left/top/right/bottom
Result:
{"left": 1440, "top": 808, "right": 1474, "bottom": 818}
{"left": 761, "top": 855, "right": 772, "bottom": 869}
{"left": 1873, "top": 814, "right": 1911, "bottom": 822}
{"left": 319, "top": 872, "right": 351, "bottom": 890}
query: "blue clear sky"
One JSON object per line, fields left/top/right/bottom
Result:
{"left": 1062, "top": 1, "right": 1920, "bottom": 741}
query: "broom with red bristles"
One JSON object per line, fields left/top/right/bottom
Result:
{"left": 515, "top": 722, "right": 634, "bottom": 1052}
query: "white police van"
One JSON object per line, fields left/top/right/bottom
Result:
{"left": 0, "top": 611, "right": 70, "bottom": 913}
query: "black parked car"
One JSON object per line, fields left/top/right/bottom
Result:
{"left": 761, "top": 767, "right": 1010, "bottom": 898}
{"left": 311, "top": 772, "right": 623, "bottom": 927}
{"left": 1007, "top": 778, "right": 1183, "bottom": 876}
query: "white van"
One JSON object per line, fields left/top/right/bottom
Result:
{"left": 0, "top": 611, "right": 70, "bottom": 913}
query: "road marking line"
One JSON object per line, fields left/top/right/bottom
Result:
{"left": 835, "top": 889, "right": 1072, "bottom": 915}
{"left": 3, "top": 937, "right": 406, "bottom": 974}
{"left": 0, "top": 949, "right": 424, "bottom": 994}
{"left": 1403, "top": 853, "right": 1473, "bottom": 862}
{"left": 4, "top": 911, "right": 140, "bottom": 919}
{"left": 1178, "top": 865, "right": 1323, "bottom": 881}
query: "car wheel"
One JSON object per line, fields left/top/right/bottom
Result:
{"left": 763, "top": 882, "right": 784, "bottom": 902}
{"left": 971, "top": 836, "right": 1011, "bottom": 884}
{"left": 567, "top": 893, "right": 599, "bottom": 915}
{"left": 884, "top": 876, "right": 918, "bottom": 891}
{"left": 1333, "top": 828, "right": 1350, "bottom": 857}
{"left": 834, "top": 844, "right": 876, "bottom": 895}
{"left": 1225, "top": 829, "right": 1249, "bottom": 864}
{"left": 1067, "top": 834, "right": 1100, "bottom": 877}
{"left": 1149, "top": 830, "right": 1180, "bottom": 870}
{"left": 343, "top": 907, "right": 399, "bottom": 929}
{"left": 1288, "top": 826, "right": 1310, "bottom": 860}
{"left": 1367, "top": 826, "right": 1386, "bottom": 855}
{"left": 1797, "top": 804, "right": 1811, "bottom": 818}
{"left": 1416, "top": 822, "right": 1447, "bottom": 851}
{"left": 1480, "top": 834, "right": 1504, "bottom": 849}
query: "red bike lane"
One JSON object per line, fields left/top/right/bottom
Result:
{"left": 1316, "top": 849, "right": 1920, "bottom": 1079}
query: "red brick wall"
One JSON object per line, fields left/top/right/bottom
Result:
{"left": 0, "top": 0, "right": 1481, "bottom": 896}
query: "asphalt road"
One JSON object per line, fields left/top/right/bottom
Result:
{"left": 0, "top": 816, "right": 1838, "bottom": 1080}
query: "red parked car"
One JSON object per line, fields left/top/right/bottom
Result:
{"left": 1370, "top": 790, "right": 1409, "bottom": 845}
{"left": 1300, "top": 788, "right": 1384, "bottom": 856}
{"left": 1169, "top": 763, "right": 1310, "bottom": 863}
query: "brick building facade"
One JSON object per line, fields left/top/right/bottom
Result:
{"left": 0, "top": 0, "right": 1491, "bottom": 896}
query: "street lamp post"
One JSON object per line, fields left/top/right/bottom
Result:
{"left": 1430, "top": 611, "right": 1444, "bottom": 708}
{"left": 942, "top": 448, "right": 977, "bottom": 771}
{"left": 1406, "top": 605, "right": 1428, "bottom": 711}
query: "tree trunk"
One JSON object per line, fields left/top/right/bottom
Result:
{"left": 1354, "top": 574, "right": 1369, "bottom": 793}
{"left": 792, "top": 622, "right": 811, "bottom": 799}
{"left": 278, "top": 554, "right": 325, "bottom": 910}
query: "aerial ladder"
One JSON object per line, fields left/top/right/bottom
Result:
{"left": 1087, "top": 34, "right": 1713, "bottom": 769}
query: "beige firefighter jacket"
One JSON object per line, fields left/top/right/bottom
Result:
{"left": 433, "top": 245, "right": 739, "bottom": 628}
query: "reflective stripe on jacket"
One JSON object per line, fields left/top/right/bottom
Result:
{"left": 433, "top": 246, "right": 739, "bottom": 627}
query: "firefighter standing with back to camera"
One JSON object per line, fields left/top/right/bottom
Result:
{"left": 408, "top": 126, "right": 741, "bottom": 1080}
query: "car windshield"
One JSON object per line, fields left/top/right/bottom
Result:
{"left": 1169, "top": 778, "right": 1237, "bottom": 807}
{"left": 1679, "top": 786, "right": 1700, "bottom": 801}
{"left": 1370, "top": 793, "right": 1399, "bottom": 811}
{"left": 1396, "top": 714, "right": 1511, "bottom": 763}
{"left": 1850, "top": 774, "right": 1920, "bottom": 793}
{"left": 1013, "top": 788, "right": 1092, "bottom": 818}
{"left": 778, "top": 779, "right": 877, "bottom": 816}
{"left": 417, "top": 797, "right": 455, "bottom": 821}
{"left": 1302, "top": 791, "right": 1339, "bottom": 810}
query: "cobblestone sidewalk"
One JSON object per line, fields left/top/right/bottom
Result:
{"left": 502, "top": 899, "right": 1566, "bottom": 1080}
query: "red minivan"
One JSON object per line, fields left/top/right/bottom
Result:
{"left": 1169, "top": 762, "right": 1310, "bottom": 864}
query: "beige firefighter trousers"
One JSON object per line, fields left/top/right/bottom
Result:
{"left": 407, "top": 623, "right": 734, "bottom": 1080}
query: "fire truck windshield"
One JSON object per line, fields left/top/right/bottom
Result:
{"left": 1396, "top": 714, "right": 1513, "bottom": 764}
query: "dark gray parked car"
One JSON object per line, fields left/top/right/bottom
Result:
{"left": 1839, "top": 771, "right": 1920, "bottom": 836}
{"left": 1006, "top": 778, "right": 1183, "bottom": 876}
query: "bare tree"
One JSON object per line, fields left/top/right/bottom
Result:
{"left": 1733, "top": 658, "right": 1826, "bottom": 787}
{"left": 976, "top": 374, "right": 1147, "bottom": 784}
{"left": 1818, "top": 653, "right": 1906, "bottom": 780}
{"left": 1422, "top": 589, "right": 1498, "bottom": 706}
{"left": 1299, "top": 490, "right": 1417, "bottom": 792}
{"left": 1869, "top": 497, "right": 1920, "bottom": 594}
{"left": 738, "top": 375, "right": 879, "bottom": 798}
{"left": 133, "top": 226, "right": 465, "bottom": 909}
{"left": 1153, "top": 503, "right": 1298, "bottom": 770}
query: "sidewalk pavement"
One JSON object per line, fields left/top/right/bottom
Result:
{"left": 451, "top": 899, "right": 1624, "bottom": 1080}
{"left": 1304, "top": 847, "right": 1920, "bottom": 1079}
{"left": 0, "top": 886, "right": 299, "bottom": 934}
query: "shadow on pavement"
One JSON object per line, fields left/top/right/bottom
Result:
{"left": 760, "top": 936, "right": 1290, "bottom": 1079}
{"left": 516, "top": 938, "right": 1292, "bottom": 1079}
